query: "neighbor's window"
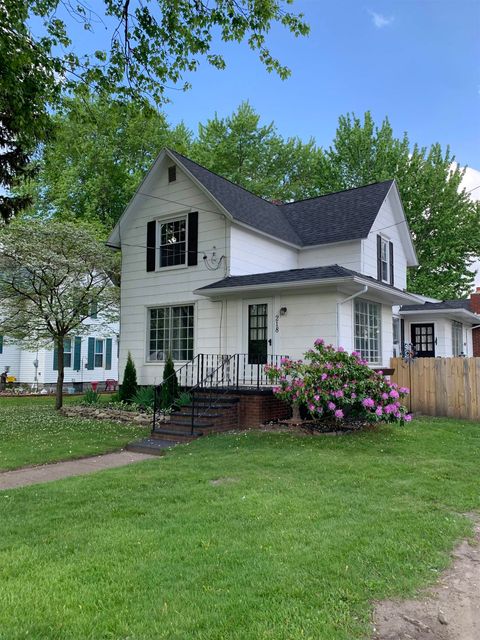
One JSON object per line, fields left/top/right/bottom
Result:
{"left": 380, "top": 237, "right": 389, "bottom": 283}
{"left": 148, "top": 305, "right": 194, "bottom": 361}
{"left": 354, "top": 299, "right": 381, "bottom": 364}
{"left": 392, "top": 316, "right": 401, "bottom": 356}
{"left": 64, "top": 337, "right": 72, "bottom": 368}
{"left": 158, "top": 217, "right": 187, "bottom": 268}
{"left": 452, "top": 321, "right": 463, "bottom": 356}
{"left": 95, "top": 339, "right": 104, "bottom": 368}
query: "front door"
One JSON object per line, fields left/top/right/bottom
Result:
{"left": 411, "top": 323, "right": 435, "bottom": 357}
{"left": 247, "top": 302, "right": 270, "bottom": 364}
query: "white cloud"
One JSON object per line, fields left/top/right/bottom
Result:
{"left": 369, "top": 11, "right": 394, "bottom": 28}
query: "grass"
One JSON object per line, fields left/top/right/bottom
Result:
{"left": 0, "top": 395, "right": 149, "bottom": 471}
{"left": 0, "top": 417, "right": 479, "bottom": 639}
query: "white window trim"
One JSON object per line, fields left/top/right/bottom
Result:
{"left": 146, "top": 304, "right": 195, "bottom": 364}
{"left": 155, "top": 215, "right": 188, "bottom": 272}
{"left": 353, "top": 298, "right": 382, "bottom": 365}
{"left": 94, "top": 338, "right": 104, "bottom": 368}
{"left": 380, "top": 236, "right": 390, "bottom": 284}
{"left": 64, "top": 337, "right": 72, "bottom": 369}
{"left": 452, "top": 321, "right": 464, "bottom": 357}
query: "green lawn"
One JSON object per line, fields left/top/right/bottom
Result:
{"left": 0, "top": 418, "right": 479, "bottom": 639}
{"left": 0, "top": 396, "right": 149, "bottom": 470}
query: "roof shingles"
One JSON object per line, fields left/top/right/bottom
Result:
{"left": 169, "top": 149, "right": 393, "bottom": 247}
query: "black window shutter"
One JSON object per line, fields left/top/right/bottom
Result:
{"left": 376, "top": 235, "right": 382, "bottom": 281}
{"left": 187, "top": 212, "right": 198, "bottom": 266}
{"left": 389, "top": 241, "right": 394, "bottom": 286}
{"left": 146, "top": 221, "right": 156, "bottom": 272}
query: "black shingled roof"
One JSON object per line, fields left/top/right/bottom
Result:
{"left": 169, "top": 149, "right": 393, "bottom": 247}
{"left": 169, "top": 150, "right": 301, "bottom": 245}
{"left": 281, "top": 181, "right": 394, "bottom": 246}
{"left": 196, "top": 264, "right": 410, "bottom": 294}
{"left": 400, "top": 300, "right": 473, "bottom": 312}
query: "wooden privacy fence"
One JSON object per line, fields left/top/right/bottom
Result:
{"left": 390, "top": 357, "right": 480, "bottom": 421}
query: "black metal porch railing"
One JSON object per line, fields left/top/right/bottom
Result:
{"left": 152, "top": 353, "right": 287, "bottom": 434}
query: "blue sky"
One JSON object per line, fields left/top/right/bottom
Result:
{"left": 39, "top": 0, "right": 480, "bottom": 168}
{"left": 160, "top": 0, "right": 480, "bottom": 168}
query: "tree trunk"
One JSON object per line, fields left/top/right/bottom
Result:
{"left": 55, "top": 335, "right": 64, "bottom": 410}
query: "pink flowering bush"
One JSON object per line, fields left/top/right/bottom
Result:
{"left": 265, "top": 339, "right": 411, "bottom": 426}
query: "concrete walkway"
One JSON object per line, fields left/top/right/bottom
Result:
{"left": 0, "top": 451, "right": 155, "bottom": 490}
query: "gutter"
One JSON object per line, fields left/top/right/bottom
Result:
{"left": 336, "top": 285, "right": 368, "bottom": 348}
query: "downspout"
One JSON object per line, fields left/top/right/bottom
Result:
{"left": 336, "top": 286, "right": 368, "bottom": 348}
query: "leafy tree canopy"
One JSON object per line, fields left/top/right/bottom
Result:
{"left": 26, "top": 90, "right": 192, "bottom": 231}
{"left": 20, "top": 98, "right": 480, "bottom": 298}
{"left": 0, "top": 0, "right": 308, "bottom": 220}
{"left": 321, "top": 113, "right": 480, "bottom": 298}
{"left": 0, "top": 219, "right": 119, "bottom": 407}
{"left": 189, "top": 101, "right": 323, "bottom": 201}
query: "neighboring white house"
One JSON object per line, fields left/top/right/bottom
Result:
{"left": 108, "top": 148, "right": 425, "bottom": 386}
{"left": 393, "top": 295, "right": 480, "bottom": 358}
{"left": 0, "top": 317, "right": 119, "bottom": 391}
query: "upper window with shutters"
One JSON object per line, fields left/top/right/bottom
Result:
{"left": 377, "top": 235, "right": 394, "bottom": 286}
{"left": 146, "top": 212, "right": 198, "bottom": 273}
{"left": 159, "top": 217, "right": 187, "bottom": 268}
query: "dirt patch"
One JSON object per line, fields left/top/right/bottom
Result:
{"left": 372, "top": 519, "right": 480, "bottom": 640}
{"left": 209, "top": 477, "right": 239, "bottom": 486}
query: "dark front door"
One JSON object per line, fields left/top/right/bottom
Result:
{"left": 248, "top": 303, "right": 268, "bottom": 364}
{"left": 411, "top": 323, "right": 435, "bottom": 357}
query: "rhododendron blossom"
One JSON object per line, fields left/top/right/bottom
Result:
{"left": 264, "top": 338, "right": 411, "bottom": 426}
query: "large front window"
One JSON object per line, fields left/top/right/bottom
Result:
{"left": 354, "top": 300, "right": 381, "bottom": 364}
{"left": 148, "top": 305, "right": 194, "bottom": 361}
{"left": 159, "top": 217, "right": 187, "bottom": 268}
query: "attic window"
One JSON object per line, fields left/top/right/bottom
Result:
{"left": 168, "top": 165, "right": 176, "bottom": 183}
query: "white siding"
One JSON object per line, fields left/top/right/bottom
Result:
{"left": 0, "top": 324, "right": 118, "bottom": 386}
{"left": 298, "top": 241, "right": 362, "bottom": 270}
{"left": 361, "top": 190, "right": 408, "bottom": 290}
{"left": 0, "top": 338, "right": 21, "bottom": 380}
{"left": 119, "top": 157, "right": 232, "bottom": 385}
{"left": 402, "top": 316, "right": 474, "bottom": 357}
{"left": 230, "top": 225, "right": 297, "bottom": 275}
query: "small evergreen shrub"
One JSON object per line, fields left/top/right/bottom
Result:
{"left": 265, "top": 339, "right": 411, "bottom": 425}
{"left": 119, "top": 352, "right": 138, "bottom": 403}
{"left": 160, "top": 354, "right": 179, "bottom": 410}
{"left": 132, "top": 386, "right": 155, "bottom": 410}
{"left": 82, "top": 389, "right": 100, "bottom": 405}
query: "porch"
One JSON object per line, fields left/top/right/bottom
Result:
{"left": 149, "top": 353, "right": 290, "bottom": 445}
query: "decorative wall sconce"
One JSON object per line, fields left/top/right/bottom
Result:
{"left": 279, "top": 307, "right": 288, "bottom": 316}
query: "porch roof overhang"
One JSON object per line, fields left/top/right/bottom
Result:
{"left": 194, "top": 265, "right": 419, "bottom": 305}
{"left": 399, "top": 307, "right": 480, "bottom": 325}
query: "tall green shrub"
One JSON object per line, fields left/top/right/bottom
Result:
{"left": 119, "top": 352, "right": 138, "bottom": 403}
{"left": 160, "top": 354, "right": 179, "bottom": 409}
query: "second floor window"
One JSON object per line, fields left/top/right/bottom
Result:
{"left": 159, "top": 217, "right": 187, "bottom": 268}
{"left": 380, "top": 237, "right": 389, "bottom": 283}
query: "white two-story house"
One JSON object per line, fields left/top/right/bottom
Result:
{"left": 108, "top": 148, "right": 422, "bottom": 389}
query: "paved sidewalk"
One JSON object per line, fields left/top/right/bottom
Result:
{"left": 0, "top": 451, "right": 156, "bottom": 491}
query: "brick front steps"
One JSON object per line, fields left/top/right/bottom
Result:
{"left": 128, "top": 389, "right": 292, "bottom": 454}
